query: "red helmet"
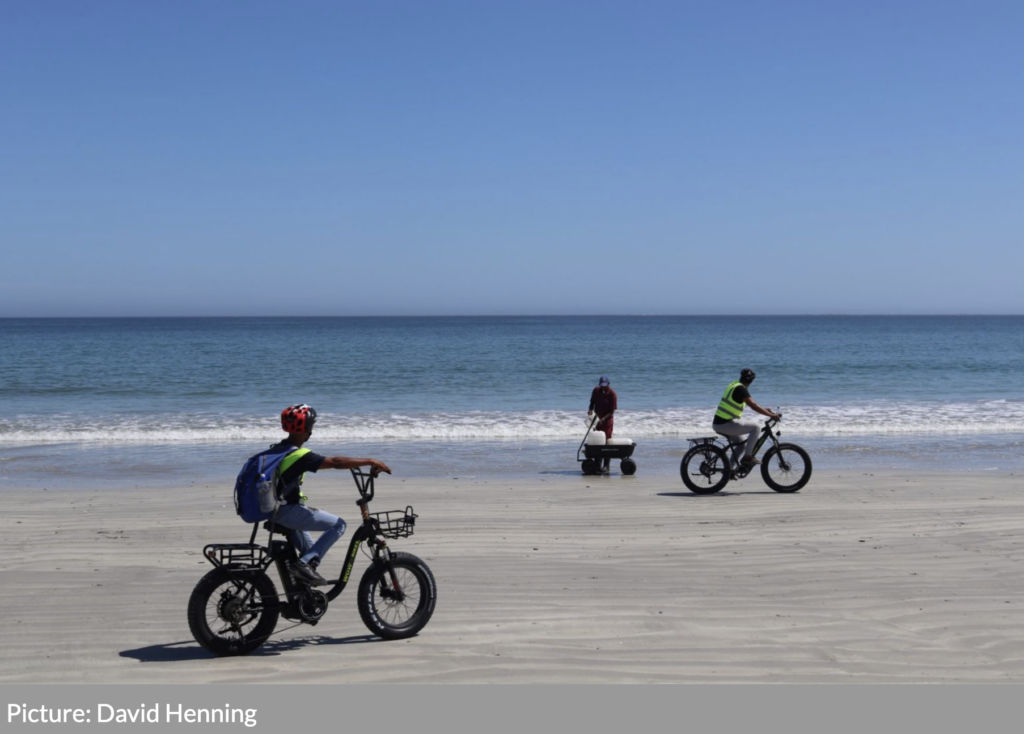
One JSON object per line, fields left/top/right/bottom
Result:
{"left": 281, "top": 404, "right": 318, "bottom": 434}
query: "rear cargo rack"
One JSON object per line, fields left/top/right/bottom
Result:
{"left": 203, "top": 543, "right": 270, "bottom": 569}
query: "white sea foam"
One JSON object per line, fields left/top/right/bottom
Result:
{"left": 3, "top": 400, "right": 1024, "bottom": 443}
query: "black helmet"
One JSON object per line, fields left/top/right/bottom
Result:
{"left": 740, "top": 368, "right": 756, "bottom": 385}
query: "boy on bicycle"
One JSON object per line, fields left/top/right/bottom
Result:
{"left": 273, "top": 404, "right": 391, "bottom": 586}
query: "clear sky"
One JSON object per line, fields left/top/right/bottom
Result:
{"left": 1, "top": 0, "right": 1022, "bottom": 316}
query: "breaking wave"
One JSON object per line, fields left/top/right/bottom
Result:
{"left": 2, "top": 400, "right": 1023, "bottom": 443}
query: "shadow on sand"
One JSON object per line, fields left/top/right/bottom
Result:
{"left": 120, "top": 634, "right": 379, "bottom": 662}
{"left": 657, "top": 490, "right": 777, "bottom": 498}
{"left": 539, "top": 470, "right": 635, "bottom": 478}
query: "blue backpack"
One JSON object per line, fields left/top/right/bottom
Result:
{"left": 233, "top": 444, "right": 299, "bottom": 523}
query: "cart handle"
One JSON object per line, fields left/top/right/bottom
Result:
{"left": 577, "top": 414, "right": 599, "bottom": 462}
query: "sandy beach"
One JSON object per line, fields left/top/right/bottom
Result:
{"left": 2, "top": 469, "right": 1023, "bottom": 683}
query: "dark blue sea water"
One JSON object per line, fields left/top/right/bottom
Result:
{"left": 2, "top": 316, "right": 1023, "bottom": 486}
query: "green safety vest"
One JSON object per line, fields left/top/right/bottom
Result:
{"left": 278, "top": 447, "right": 312, "bottom": 504}
{"left": 714, "top": 381, "right": 746, "bottom": 421}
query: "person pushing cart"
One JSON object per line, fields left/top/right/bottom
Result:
{"left": 588, "top": 375, "right": 617, "bottom": 472}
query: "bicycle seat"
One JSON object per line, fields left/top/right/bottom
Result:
{"left": 262, "top": 521, "right": 291, "bottom": 536}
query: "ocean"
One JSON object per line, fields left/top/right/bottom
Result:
{"left": 2, "top": 316, "right": 1023, "bottom": 488}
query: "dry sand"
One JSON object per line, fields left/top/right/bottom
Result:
{"left": 2, "top": 469, "right": 1023, "bottom": 683}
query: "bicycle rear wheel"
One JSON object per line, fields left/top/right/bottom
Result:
{"left": 761, "top": 443, "right": 812, "bottom": 492}
{"left": 187, "top": 568, "right": 279, "bottom": 656}
{"left": 680, "top": 444, "right": 731, "bottom": 494}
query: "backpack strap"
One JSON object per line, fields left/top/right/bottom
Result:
{"left": 278, "top": 447, "right": 310, "bottom": 476}
{"left": 278, "top": 447, "right": 312, "bottom": 503}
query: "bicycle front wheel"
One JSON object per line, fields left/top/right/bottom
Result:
{"left": 761, "top": 443, "right": 812, "bottom": 492}
{"left": 358, "top": 552, "right": 437, "bottom": 640}
{"left": 680, "top": 444, "right": 731, "bottom": 494}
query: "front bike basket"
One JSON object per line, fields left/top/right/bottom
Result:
{"left": 369, "top": 506, "right": 417, "bottom": 539}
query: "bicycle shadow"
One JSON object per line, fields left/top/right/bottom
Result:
{"left": 119, "top": 634, "right": 379, "bottom": 662}
{"left": 657, "top": 490, "right": 779, "bottom": 498}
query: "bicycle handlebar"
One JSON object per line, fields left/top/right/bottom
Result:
{"left": 350, "top": 468, "right": 376, "bottom": 505}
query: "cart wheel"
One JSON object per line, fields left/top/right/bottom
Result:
{"left": 581, "top": 459, "right": 599, "bottom": 476}
{"left": 620, "top": 458, "right": 637, "bottom": 476}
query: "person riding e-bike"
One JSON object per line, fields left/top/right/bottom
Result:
{"left": 712, "top": 369, "right": 781, "bottom": 468}
{"left": 272, "top": 404, "right": 391, "bottom": 586}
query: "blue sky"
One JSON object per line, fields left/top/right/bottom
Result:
{"left": 1, "top": 1, "right": 1022, "bottom": 316}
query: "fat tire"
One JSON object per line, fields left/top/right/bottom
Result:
{"left": 680, "top": 444, "right": 730, "bottom": 494}
{"left": 761, "top": 443, "right": 812, "bottom": 493}
{"left": 187, "top": 567, "right": 280, "bottom": 657}
{"left": 620, "top": 458, "right": 637, "bottom": 476}
{"left": 581, "top": 459, "right": 599, "bottom": 476}
{"left": 358, "top": 552, "right": 437, "bottom": 640}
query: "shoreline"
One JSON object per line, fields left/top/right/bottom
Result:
{"left": 3, "top": 470, "right": 1024, "bottom": 683}
{"left": 4, "top": 433, "right": 1024, "bottom": 492}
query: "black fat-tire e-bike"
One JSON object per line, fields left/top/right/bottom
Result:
{"left": 187, "top": 469, "right": 437, "bottom": 657}
{"left": 680, "top": 413, "right": 812, "bottom": 495}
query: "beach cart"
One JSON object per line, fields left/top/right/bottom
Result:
{"left": 577, "top": 416, "right": 637, "bottom": 476}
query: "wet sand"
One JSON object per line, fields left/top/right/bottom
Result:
{"left": 2, "top": 469, "right": 1023, "bottom": 683}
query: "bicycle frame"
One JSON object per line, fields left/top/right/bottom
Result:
{"left": 202, "top": 468, "right": 407, "bottom": 617}
{"left": 716, "top": 417, "right": 782, "bottom": 474}
{"left": 751, "top": 418, "right": 782, "bottom": 457}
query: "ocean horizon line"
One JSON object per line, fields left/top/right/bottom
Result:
{"left": 2, "top": 313, "right": 1022, "bottom": 320}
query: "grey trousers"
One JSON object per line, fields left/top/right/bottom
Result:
{"left": 713, "top": 419, "right": 759, "bottom": 462}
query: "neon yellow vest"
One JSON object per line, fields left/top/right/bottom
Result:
{"left": 279, "top": 448, "right": 312, "bottom": 504}
{"left": 715, "top": 381, "right": 745, "bottom": 421}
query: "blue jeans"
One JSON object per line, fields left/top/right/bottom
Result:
{"left": 275, "top": 504, "right": 347, "bottom": 566}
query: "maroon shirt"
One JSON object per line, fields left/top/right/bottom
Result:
{"left": 589, "top": 387, "right": 617, "bottom": 417}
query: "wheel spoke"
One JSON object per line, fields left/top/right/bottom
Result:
{"left": 201, "top": 579, "right": 267, "bottom": 642}
{"left": 375, "top": 568, "right": 422, "bottom": 627}
{"left": 681, "top": 445, "right": 731, "bottom": 493}
{"left": 765, "top": 448, "right": 807, "bottom": 489}
{"left": 692, "top": 449, "right": 723, "bottom": 484}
